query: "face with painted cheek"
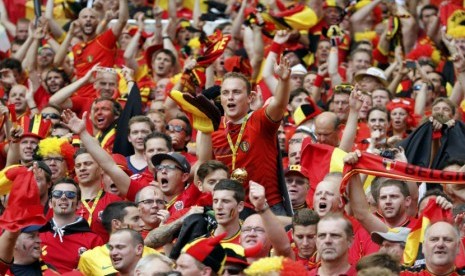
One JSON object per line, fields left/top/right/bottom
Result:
{"left": 213, "top": 190, "right": 243, "bottom": 228}
{"left": 49, "top": 183, "right": 79, "bottom": 216}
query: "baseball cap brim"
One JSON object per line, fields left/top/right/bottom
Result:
{"left": 151, "top": 153, "right": 189, "bottom": 173}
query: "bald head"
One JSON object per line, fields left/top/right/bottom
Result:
{"left": 313, "top": 178, "right": 343, "bottom": 217}
{"left": 315, "top": 112, "right": 339, "bottom": 147}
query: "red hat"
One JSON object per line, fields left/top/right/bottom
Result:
{"left": 145, "top": 44, "right": 164, "bottom": 70}
{"left": 21, "top": 114, "right": 52, "bottom": 140}
{"left": 182, "top": 233, "right": 227, "bottom": 274}
{"left": 293, "top": 97, "right": 322, "bottom": 126}
{"left": 0, "top": 166, "right": 47, "bottom": 231}
{"left": 222, "top": 242, "right": 262, "bottom": 267}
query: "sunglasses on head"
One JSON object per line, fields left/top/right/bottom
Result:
{"left": 42, "top": 113, "right": 61, "bottom": 120}
{"left": 51, "top": 190, "right": 77, "bottom": 199}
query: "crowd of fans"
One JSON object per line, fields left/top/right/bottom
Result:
{"left": 1, "top": 0, "right": 465, "bottom": 275}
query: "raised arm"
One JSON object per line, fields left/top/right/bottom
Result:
{"left": 339, "top": 89, "right": 364, "bottom": 152}
{"left": 261, "top": 31, "right": 290, "bottom": 93}
{"left": 345, "top": 151, "right": 389, "bottom": 233}
{"left": 44, "top": 0, "right": 64, "bottom": 40}
{"left": 349, "top": 0, "right": 382, "bottom": 34}
{"left": 49, "top": 64, "right": 98, "bottom": 108}
{"left": 53, "top": 20, "right": 78, "bottom": 67}
{"left": 0, "top": 0, "right": 16, "bottom": 38}
{"left": 124, "top": 14, "right": 144, "bottom": 70}
{"left": 111, "top": 0, "right": 129, "bottom": 37}
{"left": 249, "top": 181, "right": 294, "bottom": 259}
{"left": 265, "top": 53, "right": 291, "bottom": 122}
{"left": 61, "top": 109, "right": 132, "bottom": 197}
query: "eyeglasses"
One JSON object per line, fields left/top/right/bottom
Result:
{"left": 51, "top": 190, "right": 77, "bottom": 199}
{"left": 155, "top": 164, "right": 183, "bottom": 171}
{"left": 43, "top": 157, "right": 64, "bottom": 163}
{"left": 242, "top": 227, "right": 266, "bottom": 234}
{"left": 165, "top": 125, "right": 185, "bottom": 133}
{"left": 42, "top": 113, "right": 61, "bottom": 120}
{"left": 137, "top": 198, "right": 166, "bottom": 206}
{"left": 413, "top": 84, "right": 433, "bottom": 91}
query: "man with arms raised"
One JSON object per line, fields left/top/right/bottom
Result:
{"left": 200, "top": 37, "right": 292, "bottom": 214}
{"left": 74, "top": 148, "right": 123, "bottom": 242}
{"left": 54, "top": 0, "right": 128, "bottom": 97}
{"left": 61, "top": 109, "right": 171, "bottom": 202}
{"left": 240, "top": 181, "right": 294, "bottom": 262}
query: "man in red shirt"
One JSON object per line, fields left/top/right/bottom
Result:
{"left": 39, "top": 179, "right": 103, "bottom": 273}
{"left": 206, "top": 52, "right": 292, "bottom": 215}
{"left": 74, "top": 148, "right": 123, "bottom": 242}
{"left": 309, "top": 213, "right": 356, "bottom": 276}
{"left": 151, "top": 152, "right": 201, "bottom": 215}
{"left": 58, "top": 0, "right": 128, "bottom": 98}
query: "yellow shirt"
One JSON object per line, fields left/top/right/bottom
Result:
{"left": 78, "top": 244, "right": 159, "bottom": 276}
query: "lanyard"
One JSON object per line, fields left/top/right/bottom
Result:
{"left": 81, "top": 189, "right": 103, "bottom": 226}
{"left": 225, "top": 114, "right": 249, "bottom": 170}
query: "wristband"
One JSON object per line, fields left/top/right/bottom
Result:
{"left": 163, "top": 36, "right": 171, "bottom": 40}
{"left": 313, "top": 74, "right": 324, "bottom": 87}
{"left": 255, "top": 202, "right": 269, "bottom": 214}
{"left": 269, "top": 42, "right": 283, "bottom": 54}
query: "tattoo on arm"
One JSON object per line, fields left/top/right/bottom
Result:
{"left": 144, "top": 220, "right": 182, "bottom": 248}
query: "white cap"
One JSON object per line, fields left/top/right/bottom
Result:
{"left": 290, "top": 64, "right": 307, "bottom": 76}
{"left": 354, "top": 67, "right": 388, "bottom": 86}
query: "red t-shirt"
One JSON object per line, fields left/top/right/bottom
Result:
{"left": 212, "top": 107, "right": 282, "bottom": 206}
{"left": 166, "top": 183, "right": 202, "bottom": 216}
{"left": 34, "top": 85, "right": 51, "bottom": 111}
{"left": 72, "top": 29, "right": 118, "bottom": 98}
{"left": 127, "top": 168, "right": 154, "bottom": 201}
{"left": 75, "top": 191, "right": 123, "bottom": 243}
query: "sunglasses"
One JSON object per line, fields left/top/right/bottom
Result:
{"left": 413, "top": 84, "right": 433, "bottom": 91}
{"left": 165, "top": 125, "right": 185, "bottom": 133}
{"left": 155, "top": 164, "right": 184, "bottom": 171}
{"left": 42, "top": 113, "right": 61, "bottom": 120}
{"left": 334, "top": 84, "right": 353, "bottom": 94}
{"left": 51, "top": 190, "right": 77, "bottom": 199}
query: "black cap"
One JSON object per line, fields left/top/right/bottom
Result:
{"left": 36, "top": 161, "right": 52, "bottom": 176}
{"left": 151, "top": 152, "right": 191, "bottom": 173}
